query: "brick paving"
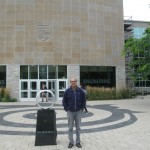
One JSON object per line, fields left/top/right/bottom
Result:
{"left": 0, "top": 95, "right": 150, "bottom": 150}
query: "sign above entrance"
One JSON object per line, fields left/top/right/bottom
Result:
{"left": 36, "top": 90, "right": 55, "bottom": 109}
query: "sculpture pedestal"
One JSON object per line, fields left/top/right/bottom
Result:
{"left": 35, "top": 109, "right": 57, "bottom": 146}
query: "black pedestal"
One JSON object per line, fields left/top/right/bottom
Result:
{"left": 35, "top": 109, "right": 57, "bottom": 146}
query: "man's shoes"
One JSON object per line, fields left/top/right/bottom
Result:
{"left": 76, "top": 143, "right": 82, "bottom": 148}
{"left": 85, "top": 111, "right": 89, "bottom": 114}
{"left": 68, "top": 143, "right": 73, "bottom": 148}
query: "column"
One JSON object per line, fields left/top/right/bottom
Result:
{"left": 116, "top": 66, "right": 126, "bottom": 90}
{"left": 7, "top": 65, "right": 20, "bottom": 100}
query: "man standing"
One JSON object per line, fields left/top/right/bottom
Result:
{"left": 62, "top": 77, "right": 86, "bottom": 148}
{"left": 41, "top": 83, "right": 48, "bottom": 102}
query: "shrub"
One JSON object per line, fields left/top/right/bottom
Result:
{"left": 0, "top": 87, "right": 17, "bottom": 102}
{"left": 86, "top": 86, "right": 133, "bottom": 101}
{"left": 0, "top": 88, "right": 4, "bottom": 101}
{"left": 10, "top": 98, "right": 17, "bottom": 102}
{"left": 3, "top": 88, "right": 10, "bottom": 100}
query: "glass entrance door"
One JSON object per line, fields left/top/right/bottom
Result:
{"left": 20, "top": 80, "right": 28, "bottom": 101}
{"left": 48, "top": 80, "right": 56, "bottom": 100}
{"left": 39, "top": 80, "right": 56, "bottom": 100}
{"left": 30, "top": 81, "right": 37, "bottom": 100}
{"left": 20, "top": 80, "right": 39, "bottom": 101}
{"left": 57, "top": 79, "right": 68, "bottom": 100}
{"left": 20, "top": 79, "right": 68, "bottom": 101}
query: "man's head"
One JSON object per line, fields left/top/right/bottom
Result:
{"left": 70, "top": 77, "right": 77, "bottom": 89}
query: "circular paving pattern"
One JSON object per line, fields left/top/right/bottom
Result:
{"left": 0, "top": 104, "right": 138, "bottom": 135}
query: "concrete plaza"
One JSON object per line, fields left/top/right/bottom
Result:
{"left": 0, "top": 95, "right": 150, "bottom": 150}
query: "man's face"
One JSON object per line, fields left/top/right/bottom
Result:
{"left": 70, "top": 78, "right": 77, "bottom": 88}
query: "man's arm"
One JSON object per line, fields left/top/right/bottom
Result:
{"left": 62, "top": 91, "right": 68, "bottom": 111}
{"left": 80, "top": 89, "right": 86, "bottom": 109}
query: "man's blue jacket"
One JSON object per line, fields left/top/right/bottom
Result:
{"left": 62, "top": 86, "right": 86, "bottom": 112}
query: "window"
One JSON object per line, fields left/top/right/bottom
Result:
{"left": 29, "top": 65, "right": 38, "bottom": 79}
{"left": 133, "top": 28, "right": 145, "bottom": 39}
{"left": 58, "top": 66, "right": 67, "bottom": 79}
{"left": 80, "top": 66, "right": 116, "bottom": 87}
{"left": 39, "top": 65, "right": 47, "bottom": 79}
{"left": 135, "top": 75, "right": 150, "bottom": 87}
{"left": 20, "top": 66, "right": 28, "bottom": 79}
{"left": 0, "top": 66, "right": 6, "bottom": 87}
{"left": 20, "top": 65, "right": 67, "bottom": 79}
{"left": 48, "top": 65, "right": 56, "bottom": 79}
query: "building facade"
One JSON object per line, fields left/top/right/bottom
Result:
{"left": 0, "top": 0, "right": 125, "bottom": 101}
{"left": 124, "top": 19, "right": 150, "bottom": 91}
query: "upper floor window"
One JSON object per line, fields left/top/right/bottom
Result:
{"left": 20, "top": 65, "right": 67, "bottom": 79}
{"left": 29, "top": 65, "right": 38, "bottom": 79}
{"left": 58, "top": 66, "right": 67, "bottom": 79}
{"left": 20, "top": 65, "right": 28, "bottom": 79}
{"left": 133, "top": 28, "right": 145, "bottom": 39}
{"left": 39, "top": 65, "right": 47, "bottom": 79}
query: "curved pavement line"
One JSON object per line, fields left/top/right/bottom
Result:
{"left": 0, "top": 114, "right": 129, "bottom": 132}
{"left": 3, "top": 108, "right": 111, "bottom": 125}
{"left": 0, "top": 104, "right": 138, "bottom": 135}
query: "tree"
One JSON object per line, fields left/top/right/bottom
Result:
{"left": 124, "top": 27, "right": 150, "bottom": 88}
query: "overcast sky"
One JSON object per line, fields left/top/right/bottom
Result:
{"left": 123, "top": 0, "right": 150, "bottom": 21}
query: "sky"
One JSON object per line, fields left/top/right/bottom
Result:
{"left": 123, "top": 0, "right": 150, "bottom": 21}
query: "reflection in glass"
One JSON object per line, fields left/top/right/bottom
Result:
{"left": 133, "top": 28, "right": 145, "bottom": 39}
{"left": 0, "top": 65, "right": 6, "bottom": 87}
{"left": 48, "top": 81, "right": 55, "bottom": 96}
{"left": 20, "top": 66, "right": 28, "bottom": 79}
{"left": 48, "top": 93, "right": 53, "bottom": 98}
{"left": 59, "top": 81, "right": 66, "bottom": 90}
{"left": 30, "top": 92, "right": 37, "bottom": 98}
{"left": 59, "top": 91, "right": 64, "bottom": 97}
{"left": 21, "top": 82, "right": 28, "bottom": 90}
{"left": 29, "top": 65, "right": 38, "bottom": 79}
{"left": 48, "top": 65, "right": 56, "bottom": 79}
{"left": 146, "top": 81, "right": 150, "bottom": 87}
{"left": 21, "top": 92, "right": 28, "bottom": 98}
{"left": 39, "top": 65, "right": 47, "bottom": 79}
{"left": 40, "top": 81, "right": 46, "bottom": 90}
{"left": 80, "top": 66, "right": 115, "bottom": 87}
{"left": 58, "top": 66, "right": 67, "bottom": 79}
{"left": 48, "top": 82, "right": 52, "bottom": 89}
{"left": 30, "top": 82, "right": 37, "bottom": 90}
{"left": 48, "top": 81, "right": 55, "bottom": 90}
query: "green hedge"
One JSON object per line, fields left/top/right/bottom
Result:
{"left": 86, "top": 86, "right": 133, "bottom": 100}
{"left": 0, "top": 88, "right": 17, "bottom": 102}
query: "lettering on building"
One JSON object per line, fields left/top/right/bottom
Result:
{"left": 83, "top": 79, "right": 111, "bottom": 84}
